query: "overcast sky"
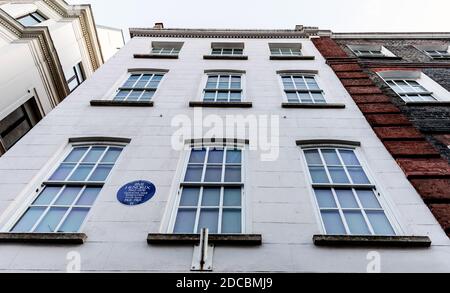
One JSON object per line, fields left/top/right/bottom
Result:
{"left": 68, "top": 0, "right": 450, "bottom": 37}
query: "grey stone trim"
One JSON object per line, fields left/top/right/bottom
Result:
{"left": 147, "top": 234, "right": 262, "bottom": 246}
{"left": 204, "top": 69, "right": 246, "bottom": 74}
{"left": 313, "top": 235, "right": 432, "bottom": 248}
{"left": 276, "top": 69, "right": 319, "bottom": 75}
{"left": 90, "top": 100, "right": 154, "bottom": 107}
{"left": 69, "top": 137, "right": 132, "bottom": 144}
{"left": 128, "top": 68, "right": 169, "bottom": 73}
{"left": 189, "top": 101, "right": 252, "bottom": 108}
{"left": 404, "top": 101, "right": 450, "bottom": 107}
{"left": 203, "top": 55, "right": 248, "bottom": 60}
{"left": 0, "top": 233, "right": 87, "bottom": 244}
{"left": 134, "top": 54, "right": 178, "bottom": 59}
{"left": 282, "top": 103, "right": 346, "bottom": 109}
{"left": 296, "top": 140, "right": 361, "bottom": 147}
{"left": 270, "top": 55, "right": 315, "bottom": 60}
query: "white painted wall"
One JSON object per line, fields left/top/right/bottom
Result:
{"left": 96, "top": 25, "right": 124, "bottom": 61}
{"left": 0, "top": 35, "right": 448, "bottom": 272}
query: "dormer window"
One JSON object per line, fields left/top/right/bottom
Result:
{"left": 348, "top": 44, "right": 397, "bottom": 58}
{"left": 150, "top": 42, "right": 183, "bottom": 56}
{"left": 270, "top": 43, "right": 302, "bottom": 56}
{"left": 204, "top": 43, "right": 247, "bottom": 60}
{"left": 416, "top": 45, "right": 450, "bottom": 59}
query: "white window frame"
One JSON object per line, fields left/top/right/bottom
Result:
{"left": 202, "top": 72, "right": 246, "bottom": 103}
{"left": 113, "top": 71, "right": 166, "bottom": 102}
{"left": 3, "top": 140, "right": 127, "bottom": 233}
{"left": 279, "top": 73, "right": 327, "bottom": 104}
{"left": 150, "top": 41, "right": 183, "bottom": 56}
{"left": 168, "top": 143, "right": 247, "bottom": 235}
{"left": 211, "top": 48, "right": 244, "bottom": 56}
{"left": 300, "top": 144, "right": 402, "bottom": 236}
{"left": 348, "top": 45, "right": 396, "bottom": 58}
{"left": 16, "top": 11, "right": 47, "bottom": 26}
{"left": 385, "top": 79, "right": 437, "bottom": 102}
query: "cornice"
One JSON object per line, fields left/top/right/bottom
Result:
{"left": 333, "top": 32, "right": 450, "bottom": 40}
{"left": 41, "top": 0, "right": 103, "bottom": 69}
{"left": 0, "top": 8, "right": 69, "bottom": 102}
{"left": 130, "top": 27, "right": 332, "bottom": 39}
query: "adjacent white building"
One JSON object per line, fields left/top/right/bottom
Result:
{"left": 0, "top": 24, "right": 448, "bottom": 273}
{"left": 0, "top": 0, "right": 123, "bottom": 156}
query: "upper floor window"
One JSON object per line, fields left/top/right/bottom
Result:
{"left": 348, "top": 44, "right": 396, "bottom": 58}
{"left": 210, "top": 42, "right": 244, "bottom": 56}
{"left": 0, "top": 98, "right": 42, "bottom": 156}
{"left": 281, "top": 74, "right": 326, "bottom": 104}
{"left": 10, "top": 143, "right": 125, "bottom": 233}
{"left": 67, "top": 62, "right": 85, "bottom": 92}
{"left": 378, "top": 70, "right": 446, "bottom": 103}
{"left": 302, "top": 146, "right": 396, "bottom": 236}
{"left": 17, "top": 11, "right": 47, "bottom": 26}
{"left": 204, "top": 73, "right": 243, "bottom": 102}
{"left": 416, "top": 44, "right": 450, "bottom": 59}
{"left": 172, "top": 146, "right": 244, "bottom": 234}
{"left": 385, "top": 79, "right": 436, "bottom": 102}
{"left": 269, "top": 43, "right": 302, "bottom": 56}
{"left": 151, "top": 41, "right": 183, "bottom": 56}
{"left": 114, "top": 72, "right": 164, "bottom": 102}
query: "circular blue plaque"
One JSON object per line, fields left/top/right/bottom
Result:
{"left": 117, "top": 180, "right": 156, "bottom": 206}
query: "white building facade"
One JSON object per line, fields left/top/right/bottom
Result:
{"left": 0, "top": 0, "right": 110, "bottom": 156}
{"left": 0, "top": 24, "right": 449, "bottom": 273}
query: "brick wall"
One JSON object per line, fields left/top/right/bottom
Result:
{"left": 312, "top": 37, "right": 450, "bottom": 237}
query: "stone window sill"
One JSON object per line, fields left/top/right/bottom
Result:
{"left": 147, "top": 233, "right": 262, "bottom": 246}
{"left": 134, "top": 54, "right": 178, "bottom": 59}
{"left": 189, "top": 101, "right": 253, "bottom": 108}
{"left": 404, "top": 101, "right": 450, "bottom": 106}
{"left": 282, "top": 103, "right": 346, "bottom": 109}
{"left": 313, "top": 235, "right": 431, "bottom": 248}
{"left": 203, "top": 55, "right": 248, "bottom": 60}
{"left": 270, "top": 55, "right": 315, "bottom": 60}
{"left": 90, "top": 100, "right": 154, "bottom": 107}
{"left": 0, "top": 233, "right": 87, "bottom": 244}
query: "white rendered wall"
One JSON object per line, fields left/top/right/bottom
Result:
{"left": 0, "top": 36, "right": 449, "bottom": 272}
{"left": 96, "top": 25, "right": 125, "bottom": 61}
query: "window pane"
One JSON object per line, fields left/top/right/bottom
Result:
{"left": 321, "top": 149, "right": 341, "bottom": 165}
{"left": 33, "top": 186, "right": 61, "bottom": 205}
{"left": 115, "top": 90, "right": 130, "bottom": 100}
{"left": 76, "top": 187, "right": 101, "bottom": 206}
{"left": 217, "top": 92, "right": 228, "bottom": 101}
{"left": 197, "top": 209, "right": 219, "bottom": 234}
{"left": 204, "top": 166, "right": 222, "bottom": 182}
{"left": 64, "top": 147, "right": 88, "bottom": 163}
{"left": 201, "top": 188, "right": 221, "bottom": 206}
{"left": 67, "top": 164, "right": 94, "bottom": 181}
{"left": 224, "top": 188, "right": 241, "bottom": 206}
{"left": 299, "top": 93, "right": 313, "bottom": 103}
{"left": 225, "top": 166, "right": 241, "bottom": 182}
{"left": 189, "top": 149, "right": 206, "bottom": 163}
{"left": 208, "top": 149, "right": 224, "bottom": 164}
{"left": 309, "top": 166, "right": 329, "bottom": 184}
{"left": 335, "top": 189, "right": 358, "bottom": 208}
{"left": 89, "top": 165, "right": 113, "bottom": 182}
{"left": 204, "top": 91, "right": 216, "bottom": 101}
{"left": 49, "top": 163, "right": 76, "bottom": 181}
{"left": 174, "top": 209, "right": 196, "bottom": 233}
{"left": 312, "top": 93, "right": 326, "bottom": 103}
{"left": 328, "top": 166, "right": 350, "bottom": 184}
{"left": 287, "top": 92, "right": 298, "bottom": 102}
{"left": 82, "top": 147, "right": 106, "bottom": 163}
{"left": 184, "top": 165, "right": 203, "bottom": 182}
{"left": 321, "top": 211, "right": 346, "bottom": 235}
{"left": 55, "top": 186, "right": 83, "bottom": 206}
{"left": 366, "top": 211, "right": 395, "bottom": 235}
{"left": 314, "top": 189, "right": 337, "bottom": 208}
{"left": 123, "top": 75, "right": 139, "bottom": 87}
{"left": 356, "top": 190, "right": 381, "bottom": 209}
{"left": 343, "top": 211, "right": 371, "bottom": 235}
{"left": 18, "top": 15, "right": 40, "bottom": 26}
{"left": 339, "top": 150, "right": 360, "bottom": 165}
{"left": 226, "top": 150, "right": 241, "bottom": 164}
{"left": 140, "top": 90, "right": 155, "bottom": 101}
{"left": 34, "top": 207, "right": 68, "bottom": 232}
{"left": 230, "top": 92, "right": 242, "bottom": 101}
{"left": 179, "top": 187, "right": 200, "bottom": 206}
{"left": 222, "top": 209, "right": 242, "bottom": 233}
{"left": 101, "top": 147, "right": 122, "bottom": 163}
{"left": 127, "top": 90, "right": 143, "bottom": 101}
{"left": 59, "top": 208, "right": 89, "bottom": 232}
{"left": 348, "top": 167, "right": 370, "bottom": 184}
{"left": 11, "top": 207, "right": 46, "bottom": 232}
{"left": 304, "top": 150, "right": 322, "bottom": 165}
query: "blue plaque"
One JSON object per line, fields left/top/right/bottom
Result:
{"left": 117, "top": 180, "right": 156, "bottom": 206}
